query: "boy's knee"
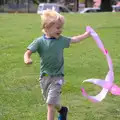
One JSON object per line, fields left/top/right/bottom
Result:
{"left": 47, "top": 104, "right": 55, "bottom": 110}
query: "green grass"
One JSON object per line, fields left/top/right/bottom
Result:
{"left": 0, "top": 12, "right": 120, "bottom": 120}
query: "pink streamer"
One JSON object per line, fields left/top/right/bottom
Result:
{"left": 81, "top": 26, "right": 120, "bottom": 103}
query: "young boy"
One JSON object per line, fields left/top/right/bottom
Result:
{"left": 24, "top": 9, "right": 90, "bottom": 120}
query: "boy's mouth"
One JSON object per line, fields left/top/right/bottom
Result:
{"left": 57, "top": 32, "right": 61, "bottom": 35}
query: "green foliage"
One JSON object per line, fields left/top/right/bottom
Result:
{"left": 0, "top": 12, "right": 120, "bottom": 120}
{"left": 32, "top": 0, "right": 39, "bottom": 5}
{"left": 79, "top": 0, "right": 85, "bottom": 3}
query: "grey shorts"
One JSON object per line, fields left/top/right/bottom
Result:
{"left": 39, "top": 76, "right": 64, "bottom": 105}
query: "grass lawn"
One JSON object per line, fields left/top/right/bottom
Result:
{"left": 0, "top": 12, "right": 120, "bottom": 120}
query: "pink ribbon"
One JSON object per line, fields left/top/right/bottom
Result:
{"left": 81, "top": 26, "right": 120, "bottom": 102}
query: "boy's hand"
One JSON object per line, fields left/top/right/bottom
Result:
{"left": 24, "top": 58, "right": 32, "bottom": 64}
{"left": 24, "top": 50, "right": 33, "bottom": 64}
{"left": 84, "top": 31, "right": 91, "bottom": 38}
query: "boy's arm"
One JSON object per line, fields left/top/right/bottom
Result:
{"left": 24, "top": 50, "right": 33, "bottom": 64}
{"left": 71, "top": 31, "right": 90, "bottom": 43}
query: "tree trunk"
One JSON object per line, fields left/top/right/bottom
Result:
{"left": 100, "top": 0, "right": 112, "bottom": 11}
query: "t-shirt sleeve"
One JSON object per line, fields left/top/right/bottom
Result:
{"left": 62, "top": 36, "right": 71, "bottom": 48}
{"left": 27, "top": 38, "right": 40, "bottom": 53}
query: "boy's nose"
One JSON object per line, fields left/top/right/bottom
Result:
{"left": 59, "top": 29, "right": 62, "bottom": 33}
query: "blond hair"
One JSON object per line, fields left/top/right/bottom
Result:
{"left": 40, "top": 9, "right": 64, "bottom": 34}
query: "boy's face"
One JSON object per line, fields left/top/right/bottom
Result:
{"left": 46, "top": 22, "right": 63, "bottom": 39}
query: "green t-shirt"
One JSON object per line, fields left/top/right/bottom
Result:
{"left": 27, "top": 35, "right": 71, "bottom": 76}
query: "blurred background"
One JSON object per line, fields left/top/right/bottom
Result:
{"left": 0, "top": 0, "right": 120, "bottom": 13}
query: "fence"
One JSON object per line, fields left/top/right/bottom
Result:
{"left": 0, "top": 0, "right": 38, "bottom": 13}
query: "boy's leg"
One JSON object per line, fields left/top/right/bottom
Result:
{"left": 40, "top": 76, "right": 67, "bottom": 120}
{"left": 47, "top": 104, "right": 55, "bottom": 120}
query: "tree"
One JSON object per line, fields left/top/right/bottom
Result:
{"left": 32, "top": 0, "right": 39, "bottom": 5}
{"left": 32, "top": 0, "right": 57, "bottom": 4}
{"left": 85, "top": 0, "right": 93, "bottom": 7}
{"left": 0, "top": 0, "right": 4, "bottom": 5}
{"left": 100, "top": 0, "right": 112, "bottom": 11}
